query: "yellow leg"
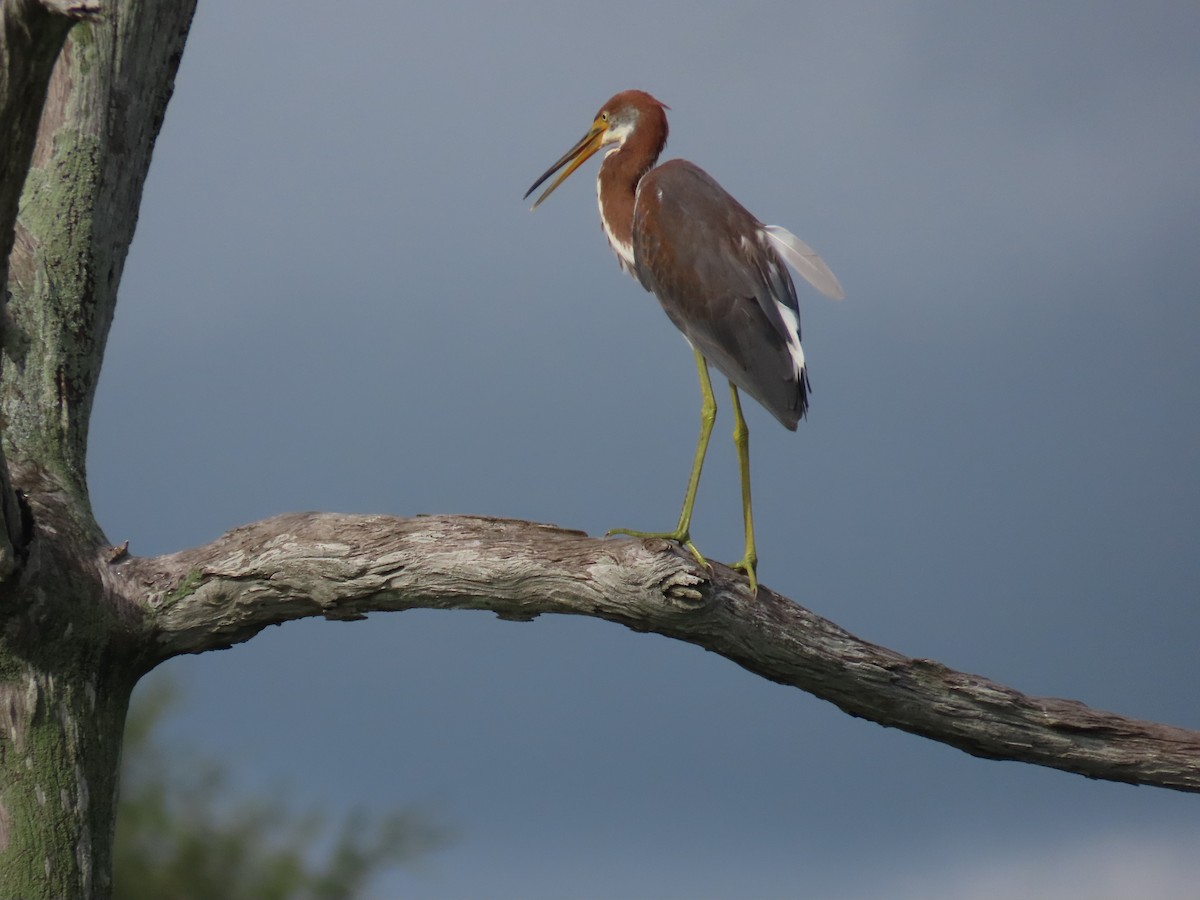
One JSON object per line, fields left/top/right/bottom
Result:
{"left": 608, "top": 348, "right": 714, "bottom": 569}
{"left": 729, "top": 383, "right": 758, "bottom": 596}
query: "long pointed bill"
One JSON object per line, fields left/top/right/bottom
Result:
{"left": 525, "top": 122, "right": 608, "bottom": 210}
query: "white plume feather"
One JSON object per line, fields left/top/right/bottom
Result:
{"left": 763, "top": 225, "right": 845, "bottom": 300}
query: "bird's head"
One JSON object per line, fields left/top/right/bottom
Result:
{"left": 525, "top": 90, "right": 669, "bottom": 209}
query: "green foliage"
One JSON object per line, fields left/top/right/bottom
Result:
{"left": 114, "top": 679, "right": 449, "bottom": 900}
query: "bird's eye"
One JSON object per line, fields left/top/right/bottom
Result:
{"left": 600, "top": 112, "right": 609, "bottom": 122}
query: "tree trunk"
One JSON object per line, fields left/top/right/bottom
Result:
{"left": 0, "top": 1, "right": 195, "bottom": 894}
{"left": 0, "top": 466, "right": 137, "bottom": 897}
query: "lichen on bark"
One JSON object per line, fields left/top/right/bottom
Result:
{"left": 0, "top": 3, "right": 198, "bottom": 896}
{"left": 6, "top": 126, "right": 105, "bottom": 495}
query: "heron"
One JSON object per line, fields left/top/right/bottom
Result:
{"left": 525, "top": 90, "right": 843, "bottom": 594}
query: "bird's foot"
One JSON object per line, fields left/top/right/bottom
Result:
{"left": 731, "top": 553, "right": 758, "bottom": 597}
{"left": 606, "top": 526, "right": 709, "bottom": 571}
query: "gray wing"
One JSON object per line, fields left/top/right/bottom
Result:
{"left": 632, "top": 159, "right": 808, "bottom": 429}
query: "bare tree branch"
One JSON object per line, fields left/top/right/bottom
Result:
{"left": 0, "top": 0, "right": 83, "bottom": 579}
{"left": 113, "top": 513, "right": 1200, "bottom": 794}
{"left": 3, "top": 0, "right": 196, "bottom": 503}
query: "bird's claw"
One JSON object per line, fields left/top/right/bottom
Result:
{"left": 606, "top": 526, "right": 710, "bottom": 571}
{"left": 731, "top": 555, "right": 759, "bottom": 597}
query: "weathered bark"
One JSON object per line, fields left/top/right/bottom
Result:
{"left": 0, "top": 1, "right": 195, "bottom": 895}
{"left": 4, "top": 0, "right": 197, "bottom": 501}
{"left": 112, "top": 513, "right": 1200, "bottom": 793}
{"left": 0, "top": 0, "right": 97, "bottom": 577}
{"left": 0, "top": 1, "right": 1197, "bottom": 898}
{"left": 0, "top": 464, "right": 138, "bottom": 898}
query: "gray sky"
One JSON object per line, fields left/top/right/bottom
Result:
{"left": 89, "top": 1, "right": 1200, "bottom": 896}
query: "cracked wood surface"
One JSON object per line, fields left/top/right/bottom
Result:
{"left": 111, "top": 512, "right": 1200, "bottom": 793}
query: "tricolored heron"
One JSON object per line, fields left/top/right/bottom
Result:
{"left": 525, "top": 90, "right": 843, "bottom": 594}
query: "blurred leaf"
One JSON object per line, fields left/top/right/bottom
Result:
{"left": 115, "top": 678, "right": 450, "bottom": 899}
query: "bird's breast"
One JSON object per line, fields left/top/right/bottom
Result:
{"left": 599, "top": 192, "right": 636, "bottom": 273}
{"left": 596, "top": 154, "right": 640, "bottom": 275}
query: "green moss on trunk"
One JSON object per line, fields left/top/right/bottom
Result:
{"left": 0, "top": 2, "right": 200, "bottom": 897}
